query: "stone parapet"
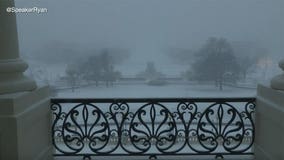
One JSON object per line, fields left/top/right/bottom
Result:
{"left": 255, "top": 85, "right": 284, "bottom": 160}
{"left": 0, "top": 86, "right": 53, "bottom": 160}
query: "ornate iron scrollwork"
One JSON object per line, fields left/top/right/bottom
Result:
{"left": 51, "top": 98, "right": 255, "bottom": 159}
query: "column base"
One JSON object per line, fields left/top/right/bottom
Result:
{"left": 271, "top": 74, "right": 284, "bottom": 90}
{"left": 0, "top": 58, "right": 37, "bottom": 94}
{"left": 271, "top": 59, "right": 284, "bottom": 90}
{"left": 0, "top": 86, "right": 53, "bottom": 160}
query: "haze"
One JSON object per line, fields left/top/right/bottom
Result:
{"left": 15, "top": 0, "right": 284, "bottom": 76}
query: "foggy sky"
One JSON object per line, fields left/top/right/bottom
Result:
{"left": 16, "top": 0, "right": 284, "bottom": 63}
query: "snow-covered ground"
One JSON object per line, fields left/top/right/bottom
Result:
{"left": 56, "top": 84, "right": 256, "bottom": 98}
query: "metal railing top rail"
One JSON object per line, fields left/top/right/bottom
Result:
{"left": 51, "top": 97, "right": 256, "bottom": 103}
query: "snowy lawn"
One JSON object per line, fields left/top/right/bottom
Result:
{"left": 56, "top": 84, "right": 256, "bottom": 98}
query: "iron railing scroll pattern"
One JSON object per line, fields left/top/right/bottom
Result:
{"left": 51, "top": 98, "right": 255, "bottom": 160}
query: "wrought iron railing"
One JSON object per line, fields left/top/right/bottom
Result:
{"left": 51, "top": 98, "right": 255, "bottom": 159}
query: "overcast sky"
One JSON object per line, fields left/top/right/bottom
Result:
{"left": 16, "top": 0, "right": 284, "bottom": 65}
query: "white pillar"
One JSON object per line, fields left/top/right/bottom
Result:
{"left": 255, "top": 59, "right": 284, "bottom": 160}
{"left": 0, "top": 0, "right": 53, "bottom": 159}
{"left": 0, "top": 0, "right": 36, "bottom": 94}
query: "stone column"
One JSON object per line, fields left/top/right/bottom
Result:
{"left": 255, "top": 59, "right": 284, "bottom": 160}
{"left": 0, "top": 0, "right": 36, "bottom": 94}
{"left": 0, "top": 0, "right": 53, "bottom": 159}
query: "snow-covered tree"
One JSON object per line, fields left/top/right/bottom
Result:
{"left": 192, "top": 37, "right": 240, "bottom": 90}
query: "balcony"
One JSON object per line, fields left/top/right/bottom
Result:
{"left": 51, "top": 97, "right": 255, "bottom": 160}
{"left": 1, "top": 1, "right": 284, "bottom": 159}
